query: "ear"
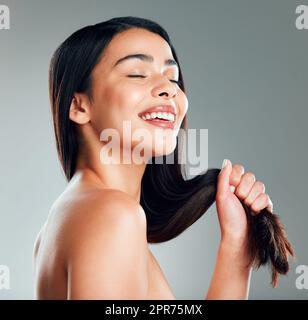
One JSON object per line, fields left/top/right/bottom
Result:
{"left": 69, "top": 93, "right": 91, "bottom": 125}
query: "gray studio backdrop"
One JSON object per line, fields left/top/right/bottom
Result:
{"left": 0, "top": 0, "right": 307, "bottom": 299}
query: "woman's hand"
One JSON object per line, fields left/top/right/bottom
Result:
{"left": 215, "top": 159, "right": 273, "bottom": 246}
{"left": 207, "top": 158, "right": 273, "bottom": 300}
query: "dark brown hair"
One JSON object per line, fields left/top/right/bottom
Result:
{"left": 49, "top": 16, "right": 294, "bottom": 287}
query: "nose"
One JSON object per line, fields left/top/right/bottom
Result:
{"left": 151, "top": 77, "right": 177, "bottom": 99}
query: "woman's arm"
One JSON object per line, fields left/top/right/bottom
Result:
{"left": 65, "top": 190, "right": 149, "bottom": 299}
{"left": 205, "top": 237, "right": 252, "bottom": 300}
{"left": 206, "top": 159, "right": 273, "bottom": 299}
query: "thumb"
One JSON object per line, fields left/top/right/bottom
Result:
{"left": 217, "top": 158, "right": 233, "bottom": 196}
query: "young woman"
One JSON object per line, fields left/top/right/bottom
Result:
{"left": 33, "top": 16, "right": 284, "bottom": 300}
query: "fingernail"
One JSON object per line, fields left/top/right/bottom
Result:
{"left": 230, "top": 185, "right": 235, "bottom": 193}
{"left": 221, "top": 159, "right": 228, "bottom": 169}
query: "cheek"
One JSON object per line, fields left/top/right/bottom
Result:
{"left": 177, "top": 92, "right": 189, "bottom": 121}
{"left": 93, "top": 83, "right": 143, "bottom": 119}
{"left": 92, "top": 83, "right": 148, "bottom": 137}
{"left": 115, "top": 84, "right": 146, "bottom": 115}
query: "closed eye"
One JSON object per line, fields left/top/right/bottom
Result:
{"left": 127, "top": 75, "right": 146, "bottom": 78}
{"left": 127, "top": 75, "right": 181, "bottom": 85}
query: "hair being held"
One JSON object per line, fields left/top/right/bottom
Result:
{"left": 141, "top": 162, "right": 295, "bottom": 288}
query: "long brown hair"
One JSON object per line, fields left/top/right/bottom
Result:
{"left": 49, "top": 16, "right": 294, "bottom": 287}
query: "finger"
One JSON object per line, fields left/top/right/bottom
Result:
{"left": 229, "top": 163, "right": 245, "bottom": 188}
{"left": 234, "top": 171, "right": 256, "bottom": 201}
{"left": 217, "top": 159, "right": 233, "bottom": 198}
{"left": 243, "top": 180, "right": 265, "bottom": 207}
{"left": 251, "top": 193, "right": 273, "bottom": 214}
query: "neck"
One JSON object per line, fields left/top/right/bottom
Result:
{"left": 72, "top": 128, "right": 148, "bottom": 203}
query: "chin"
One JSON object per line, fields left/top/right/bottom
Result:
{"left": 151, "top": 140, "right": 177, "bottom": 158}
{"left": 129, "top": 124, "right": 178, "bottom": 163}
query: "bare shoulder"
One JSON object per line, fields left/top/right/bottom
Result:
{"left": 61, "top": 188, "right": 148, "bottom": 299}
{"left": 60, "top": 188, "right": 147, "bottom": 255}
{"left": 65, "top": 188, "right": 146, "bottom": 232}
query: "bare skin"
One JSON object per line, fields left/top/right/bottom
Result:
{"left": 33, "top": 171, "right": 176, "bottom": 299}
{"left": 33, "top": 28, "right": 274, "bottom": 299}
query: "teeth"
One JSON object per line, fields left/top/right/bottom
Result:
{"left": 141, "top": 111, "right": 175, "bottom": 122}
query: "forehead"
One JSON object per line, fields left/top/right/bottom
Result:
{"left": 101, "top": 28, "right": 174, "bottom": 66}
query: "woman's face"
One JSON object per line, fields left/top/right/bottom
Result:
{"left": 85, "top": 27, "right": 188, "bottom": 162}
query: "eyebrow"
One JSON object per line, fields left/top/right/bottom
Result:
{"left": 113, "top": 53, "right": 179, "bottom": 69}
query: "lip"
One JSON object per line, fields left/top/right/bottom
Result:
{"left": 140, "top": 117, "right": 176, "bottom": 129}
{"left": 138, "top": 104, "right": 177, "bottom": 129}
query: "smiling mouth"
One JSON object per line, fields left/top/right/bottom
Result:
{"left": 138, "top": 111, "right": 176, "bottom": 129}
{"left": 139, "top": 111, "right": 175, "bottom": 122}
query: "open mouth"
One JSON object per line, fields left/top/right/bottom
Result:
{"left": 138, "top": 111, "right": 176, "bottom": 129}
{"left": 139, "top": 111, "right": 175, "bottom": 122}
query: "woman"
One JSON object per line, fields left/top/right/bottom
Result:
{"left": 33, "top": 16, "right": 286, "bottom": 300}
